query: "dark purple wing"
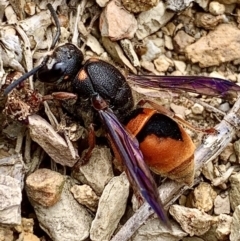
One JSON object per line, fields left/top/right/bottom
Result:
{"left": 128, "top": 74, "right": 240, "bottom": 98}
{"left": 98, "top": 108, "right": 169, "bottom": 225}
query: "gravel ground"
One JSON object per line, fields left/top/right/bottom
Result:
{"left": 0, "top": 0, "right": 240, "bottom": 240}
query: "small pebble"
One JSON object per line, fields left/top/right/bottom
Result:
{"left": 141, "top": 40, "right": 161, "bottom": 62}
{"left": 230, "top": 205, "right": 240, "bottom": 241}
{"left": 187, "top": 182, "right": 217, "bottom": 212}
{"left": 233, "top": 139, "right": 240, "bottom": 163}
{"left": 220, "top": 143, "right": 234, "bottom": 162}
{"left": 209, "top": 1, "right": 225, "bottom": 15}
{"left": 219, "top": 102, "right": 230, "bottom": 112}
{"left": 71, "top": 184, "right": 99, "bottom": 212}
{"left": 169, "top": 205, "right": 217, "bottom": 236}
{"left": 164, "top": 34, "right": 174, "bottom": 50}
{"left": 26, "top": 169, "right": 65, "bottom": 207}
{"left": 191, "top": 103, "right": 204, "bottom": 115}
{"left": 174, "top": 60, "right": 186, "bottom": 73}
{"left": 154, "top": 55, "right": 173, "bottom": 72}
{"left": 216, "top": 214, "right": 232, "bottom": 240}
{"left": 214, "top": 194, "right": 230, "bottom": 215}
{"left": 90, "top": 173, "right": 130, "bottom": 241}
{"left": 229, "top": 173, "right": 240, "bottom": 211}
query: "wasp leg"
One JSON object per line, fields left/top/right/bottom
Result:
{"left": 74, "top": 124, "right": 96, "bottom": 170}
{"left": 42, "top": 92, "right": 77, "bottom": 101}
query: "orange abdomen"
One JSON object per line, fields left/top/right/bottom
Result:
{"left": 125, "top": 108, "right": 195, "bottom": 185}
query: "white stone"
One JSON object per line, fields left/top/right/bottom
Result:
{"left": 230, "top": 205, "right": 240, "bottom": 241}
{"left": 174, "top": 60, "right": 187, "bottom": 73}
{"left": 96, "top": 0, "right": 110, "bottom": 7}
{"left": 136, "top": 2, "right": 175, "bottom": 40}
{"left": 169, "top": 205, "right": 217, "bottom": 236}
{"left": 216, "top": 214, "right": 232, "bottom": 240}
{"left": 90, "top": 173, "right": 130, "bottom": 241}
{"left": 31, "top": 179, "right": 93, "bottom": 241}
{"left": 164, "top": 34, "right": 174, "bottom": 50}
{"left": 132, "top": 218, "right": 187, "bottom": 241}
{"left": 191, "top": 103, "right": 204, "bottom": 115}
{"left": 141, "top": 40, "right": 161, "bottom": 62}
{"left": 209, "top": 1, "right": 225, "bottom": 15}
{"left": 214, "top": 194, "right": 230, "bottom": 215}
{"left": 74, "top": 146, "right": 114, "bottom": 195}
{"left": 154, "top": 55, "right": 173, "bottom": 72}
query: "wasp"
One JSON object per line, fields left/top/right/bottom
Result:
{"left": 4, "top": 3, "right": 240, "bottom": 226}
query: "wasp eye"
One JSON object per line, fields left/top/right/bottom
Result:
{"left": 52, "top": 62, "right": 66, "bottom": 74}
{"left": 37, "top": 62, "right": 67, "bottom": 83}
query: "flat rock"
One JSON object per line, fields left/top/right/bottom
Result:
{"left": 0, "top": 154, "right": 25, "bottom": 225}
{"left": 216, "top": 214, "right": 232, "bottom": 240}
{"left": 120, "top": 39, "right": 140, "bottom": 67}
{"left": 86, "top": 34, "right": 105, "bottom": 55}
{"left": 0, "top": 175, "right": 22, "bottom": 225}
{"left": 173, "top": 60, "right": 187, "bottom": 73}
{"left": 230, "top": 205, "right": 240, "bottom": 241}
{"left": 102, "top": 37, "right": 137, "bottom": 74}
{"left": 214, "top": 193, "right": 230, "bottom": 215}
{"left": 132, "top": 218, "right": 187, "bottom": 241}
{"left": 229, "top": 173, "right": 240, "bottom": 211}
{"left": 99, "top": 0, "right": 137, "bottom": 40}
{"left": 26, "top": 169, "right": 65, "bottom": 207}
{"left": 73, "top": 146, "right": 114, "bottom": 195}
{"left": 136, "top": 2, "right": 175, "bottom": 40}
{"left": 195, "top": 0, "right": 210, "bottom": 9}
{"left": 90, "top": 173, "right": 129, "bottom": 241}
{"left": 71, "top": 184, "right": 99, "bottom": 212}
{"left": 28, "top": 115, "right": 79, "bottom": 167}
{"left": 164, "top": 34, "right": 174, "bottom": 50}
{"left": 169, "top": 205, "right": 217, "bottom": 236}
{"left": 185, "top": 24, "right": 240, "bottom": 67}
{"left": 29, "top": 178, "right": 92, "bottom": 241}
{"left": 122, "top": 0, "right": 159, "bottom": 13}
{"left": 166, "top": 0, "right": 193, "bottom": 11}
{"left": 170, "top": 103, "right": 187, "bottom": 118}
{"left": 187, "top": 182, "right": 217, "bottom": 212}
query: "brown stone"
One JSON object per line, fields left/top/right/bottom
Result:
{"left": 99, "top": 0, "right": 137, "bottom": 40}
{"left": 122, "top": 0, "right": 159, "bottom": 13}
{"left": 173, "top": 30, "right": 195, "bottom": 53}
{"left": 26, "top": 169, "right": 65, "bottom": 207}
{"left": 185, "top": 24, "right": 240, "bottom": 67}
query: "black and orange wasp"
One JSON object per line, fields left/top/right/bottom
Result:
{"left": 3, "top": 3, "right": 240, "bottom": 226}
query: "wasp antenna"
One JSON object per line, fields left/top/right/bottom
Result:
{"left": 47, "top": 3, "right": 61, "bottom": 49}
{"left": 4, "top": 57, "right": 48, "bottom": 95}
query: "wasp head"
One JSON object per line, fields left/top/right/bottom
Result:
{"left": 37, "top": 43, "right": 83, "bottom": 85}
